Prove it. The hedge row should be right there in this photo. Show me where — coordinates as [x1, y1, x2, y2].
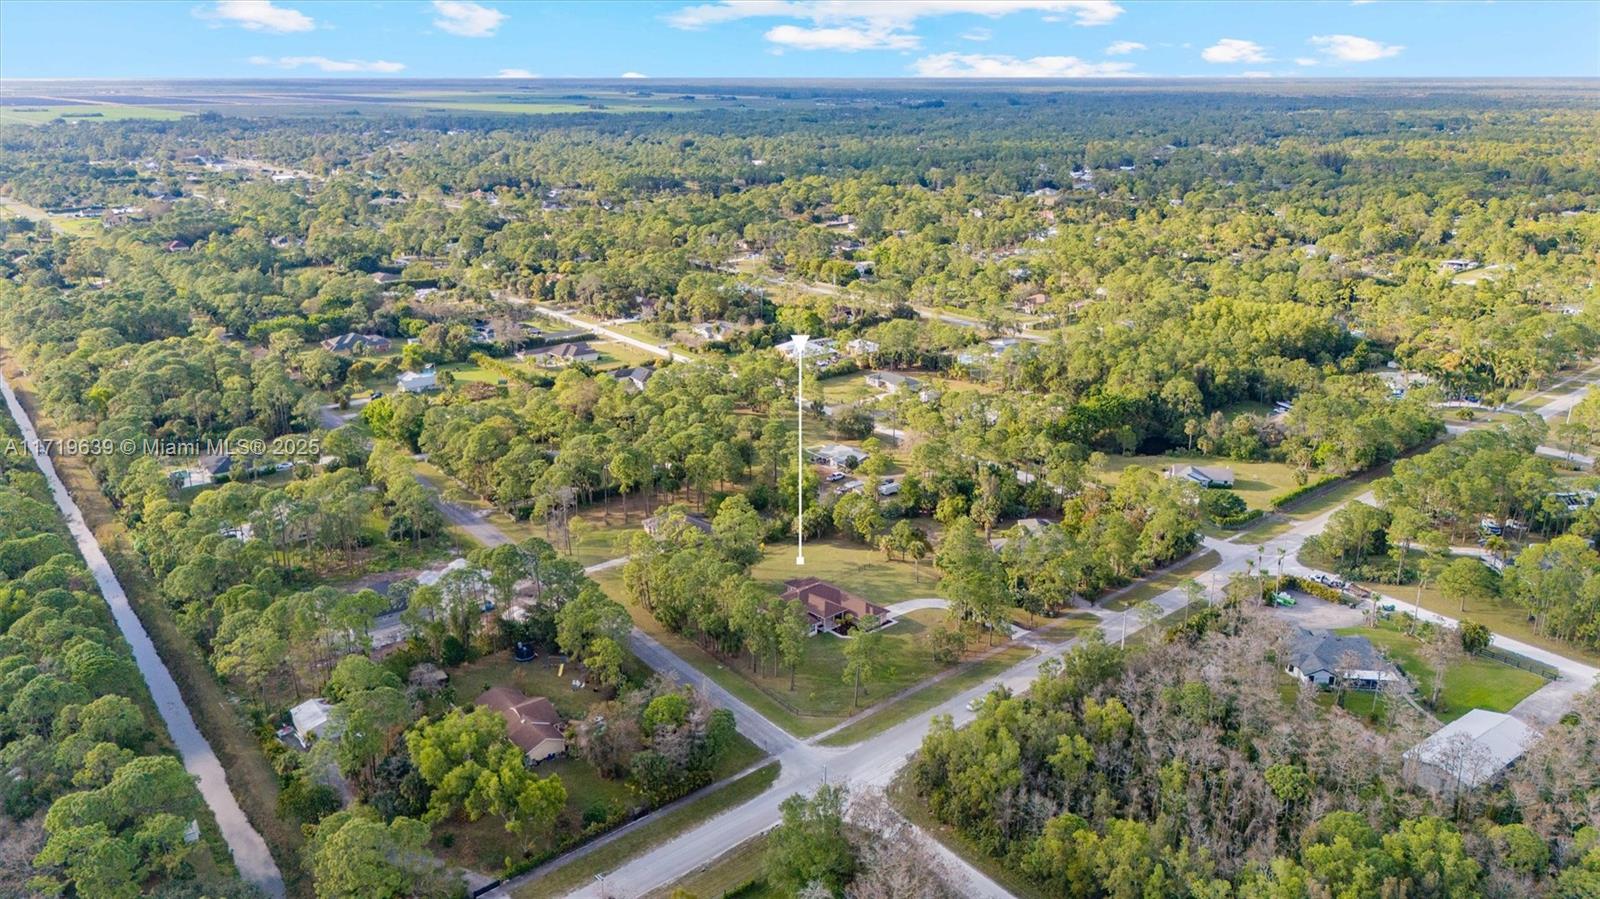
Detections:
[1278, 573, 1356, 605]
[1214, 508, 1265, 529]
[1270, 475, 1342, 510]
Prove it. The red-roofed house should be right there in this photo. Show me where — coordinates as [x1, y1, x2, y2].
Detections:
[476, 686, 566, 762]
[781, 577, 891, 635]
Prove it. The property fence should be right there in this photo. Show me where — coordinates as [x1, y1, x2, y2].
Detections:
[1477, 644, 1560, 680]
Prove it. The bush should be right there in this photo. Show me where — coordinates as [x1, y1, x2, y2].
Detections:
[1270, 475, 1341, 510]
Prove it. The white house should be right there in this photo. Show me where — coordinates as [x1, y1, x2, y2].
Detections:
[1168, 465, 1235, 488]
[1440, 259, 1479, 273]
[289, 698, 334, 748]
[845, 338, 879, 356]
[810, 444, 867, 469]
[397, 368, 438, 392]
[775, 337, 837, 366]
[1403, 709, 1536, 793]
[864, 371, 922, 394]
[692, 321, 736, 341]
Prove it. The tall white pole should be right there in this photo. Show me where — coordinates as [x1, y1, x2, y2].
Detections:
[795, 335, 809, 566]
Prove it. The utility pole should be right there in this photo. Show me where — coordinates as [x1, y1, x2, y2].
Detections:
[795, 335, 808, 566]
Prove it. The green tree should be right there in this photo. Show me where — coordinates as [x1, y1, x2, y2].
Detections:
[764, 784, 856, 897]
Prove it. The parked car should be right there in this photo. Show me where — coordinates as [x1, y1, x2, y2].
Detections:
[1270, 591, 1296, 607]
[825, 471, 846, 482]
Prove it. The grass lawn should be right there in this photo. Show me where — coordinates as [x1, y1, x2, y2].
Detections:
[1334, 622, 1546, 723]
[596, 564, 985, 736]
[0, 104, 190, 125]
[515, 762, 781, 899]
[1098, 455, 1299, 511]
[654, 832, 778, 899]
[817, 642, 1035, 747]
[1328, 558, 1600, 669]
[1099, 550, 1221, 612]
[1020, 611, 1101, 644]
[436, 651, 767, 876]
[749, 537, 939, 608]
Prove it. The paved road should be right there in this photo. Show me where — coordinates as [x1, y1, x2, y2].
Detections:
[511, 302, 699, 364]
[0, 372, 286, 898]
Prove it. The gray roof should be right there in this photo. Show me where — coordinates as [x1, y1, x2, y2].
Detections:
[1290, 628, 1395, 678]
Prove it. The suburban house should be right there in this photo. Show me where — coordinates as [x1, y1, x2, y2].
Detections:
[397, 368, 438, 393]
[865, 371, 922, 394]
[956, 337, 1021, 365]
[288, 698, 333, 749]
[321, 332, 392, 354]
[371, 272, 401, 285]
[1403, 709, 1536, 793]
[691, 320, 736, 341]
[774, 336, 838, 367]
[1168, 465, 1236, 488]
[845, 338, 879, 356]
[612, 366, 655, 392]
[781, 577, 891, 635]
[810, 444, 868, 469]
[476, 686, 566, 763]
[991, 517, 1054, 550]
[1440, 259, 1479, 273]
[535, 342, 601, 366]
[165, 239, 189, 252]
[1285, 628, 1402, 691]
[643, 512, 713, 539]
[170, 453, 233, 488]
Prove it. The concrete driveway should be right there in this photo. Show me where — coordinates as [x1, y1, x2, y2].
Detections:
[1268, 591, 1365, 630]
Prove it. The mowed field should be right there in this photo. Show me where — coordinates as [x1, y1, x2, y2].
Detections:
[0, 103, 190, 125]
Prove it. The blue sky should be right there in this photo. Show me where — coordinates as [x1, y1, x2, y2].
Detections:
[2, 1, 1596, 80]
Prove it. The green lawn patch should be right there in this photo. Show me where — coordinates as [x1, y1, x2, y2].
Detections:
[514, 762, 780, 899]
[1099, 550, 1221, 612]
[1098, 455, 1298, 511]
[817, 642, 1035, 747]
[0, 104, 190, 125]
[748, 537, 939, 608]
[1334, 622, 1545, 722]
[595, 565, 971, 736]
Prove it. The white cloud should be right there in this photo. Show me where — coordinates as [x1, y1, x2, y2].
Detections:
[1104, 40, 1145, 55]
[1294, 57, 1318, 67]
[669, 2, 1121, 53]
[249, 55, 405, 73]
[1237, 71, 1273, 78]
[1201, 38, 1269, 64]
[199, 0, 314, 33]
[495, 68, 537, 78]
[961, 27, 992, 42]
[765, 24, 919, 51]
[669, 1, 1123, 29]
[620, 71, 649, 78]
[431, 0, 506, 37]
[1309, 34, 1403, 62]
[911, 52, 1135, 77]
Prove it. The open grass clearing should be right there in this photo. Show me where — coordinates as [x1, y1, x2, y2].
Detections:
[1099, 549, 1221, 612]
[817, 642, 1035, 747]
[0, 103, 190, 125]
[748, 537, 939, 609]
[1335, 621, 1546, 723]
[596, 563, 1003, 736]
[1097, 455, 1300, 511]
